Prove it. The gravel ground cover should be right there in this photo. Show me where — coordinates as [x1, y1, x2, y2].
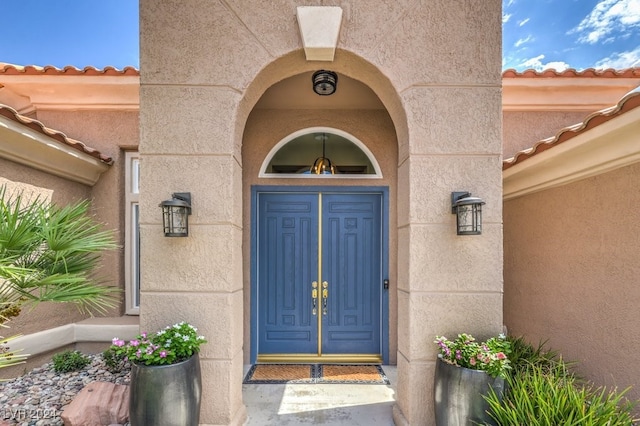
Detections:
[0, 354, 130, 426]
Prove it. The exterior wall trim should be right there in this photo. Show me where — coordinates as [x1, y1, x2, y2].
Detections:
[9, 317, 139, 358]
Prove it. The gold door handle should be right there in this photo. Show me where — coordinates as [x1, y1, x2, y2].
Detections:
[322, 281, 328, 315]
[312, 281, 318, 316]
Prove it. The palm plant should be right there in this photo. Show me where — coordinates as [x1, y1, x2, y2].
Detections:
[0, 185, 119, 321]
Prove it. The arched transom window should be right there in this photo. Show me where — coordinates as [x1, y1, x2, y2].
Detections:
[259, 127, 382, 178]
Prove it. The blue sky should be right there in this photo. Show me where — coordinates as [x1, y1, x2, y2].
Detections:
[1, 0, 138, 69]
[503, 0, 640, 70]
[0, 0, 638, 71]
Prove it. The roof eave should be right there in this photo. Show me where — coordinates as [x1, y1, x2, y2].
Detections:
[503, 106, 640, 200]
[0, 116, 111, 186]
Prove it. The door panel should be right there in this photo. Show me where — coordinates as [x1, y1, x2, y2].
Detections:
[257, 193, 318, 354]
[322, 194, 381, 354]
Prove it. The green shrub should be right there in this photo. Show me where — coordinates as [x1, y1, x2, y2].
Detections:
[507, 335, 560, 374]
[102, 347, 129, 373]
[52, 350, 90, 373]
[483, 337, 638, 426]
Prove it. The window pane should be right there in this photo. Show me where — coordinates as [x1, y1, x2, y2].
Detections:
[132, 159, 140, 194]
[266, 132, 375, 174]
[133, 203, 140, 307]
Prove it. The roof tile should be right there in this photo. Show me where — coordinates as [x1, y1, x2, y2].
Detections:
[502, 67, 640, 78]
[0, 64, 139, 76]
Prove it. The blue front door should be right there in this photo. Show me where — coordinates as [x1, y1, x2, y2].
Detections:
[254, 189, 386, 363]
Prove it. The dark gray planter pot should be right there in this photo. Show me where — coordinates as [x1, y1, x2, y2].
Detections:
[434, 357, 505, 426]
[129, 353, 202, 426]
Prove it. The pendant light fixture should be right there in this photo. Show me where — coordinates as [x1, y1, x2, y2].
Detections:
[310, 133, 336, 174]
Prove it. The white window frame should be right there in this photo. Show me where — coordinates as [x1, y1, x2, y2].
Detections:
[258, 126, 383, 178]
[124, 151, 140, 315]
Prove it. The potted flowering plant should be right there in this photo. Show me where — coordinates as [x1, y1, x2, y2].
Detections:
[433, 333, 511, 426]
[111, 321, 207, 366]
[111, 322, 207, 426]
[434, 333, 511, 379]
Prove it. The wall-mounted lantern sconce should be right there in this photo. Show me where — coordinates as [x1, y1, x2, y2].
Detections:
[451, 192, 485, 235]
[160, 192, 192, 237]
[312, 70, 338, 96]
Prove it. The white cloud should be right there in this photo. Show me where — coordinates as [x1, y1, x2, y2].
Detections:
[514, 35, 533, 47]
[518, 54, 571, 71]
[518, 18, 530, 27]
[569, 0, 640, 44]
[594, 45, 640, 68]
[503, 13, 512, 23]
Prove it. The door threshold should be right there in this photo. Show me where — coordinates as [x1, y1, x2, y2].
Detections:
[257, 354, 383, 364]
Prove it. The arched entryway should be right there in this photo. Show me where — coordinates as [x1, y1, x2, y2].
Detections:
[241, 67, 400, 369]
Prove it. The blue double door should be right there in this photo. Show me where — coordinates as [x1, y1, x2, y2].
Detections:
[254, 189, 386, 363]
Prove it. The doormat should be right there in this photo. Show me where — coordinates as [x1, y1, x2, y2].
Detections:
[243, 364, 390, 385]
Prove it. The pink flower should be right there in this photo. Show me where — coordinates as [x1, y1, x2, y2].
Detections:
[496, 352, 506, 360]
[130, 339, 140, 347]
[470, 357, 476, 366]
[112, 338, 125, 347]
[159, 350, 167, 358]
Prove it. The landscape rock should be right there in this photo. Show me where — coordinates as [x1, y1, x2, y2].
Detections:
[61, 382, 129, 426]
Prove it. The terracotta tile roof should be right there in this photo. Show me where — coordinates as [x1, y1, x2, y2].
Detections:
[0, 63, 139, 76]
[503, 89, 640, 171]
[0, 104, 113, 164]
[502, 67, 640, 78]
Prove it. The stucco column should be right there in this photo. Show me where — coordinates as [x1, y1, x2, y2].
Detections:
[380, 2, 504, 424]
[139, 2, 247, 424]
[137, 95, 245, 425]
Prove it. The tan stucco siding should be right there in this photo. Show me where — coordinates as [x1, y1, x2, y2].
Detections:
[504, 161, 640, 405]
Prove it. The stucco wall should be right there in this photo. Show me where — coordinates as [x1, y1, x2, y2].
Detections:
[242, 107, 398, 365]
[504, 161, 640, 404]
[503, 110, 588, 158]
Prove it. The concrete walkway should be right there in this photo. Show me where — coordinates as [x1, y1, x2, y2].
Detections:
[243, 366, 397, 425]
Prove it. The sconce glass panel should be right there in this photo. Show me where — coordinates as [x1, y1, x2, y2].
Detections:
[456, 203, 482, 235]
[162, 206, 189, 237]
